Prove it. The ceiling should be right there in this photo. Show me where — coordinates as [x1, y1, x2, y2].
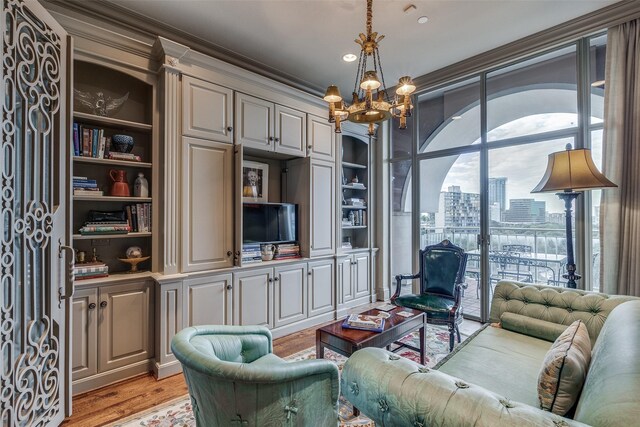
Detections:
[106, 0, 620, 94]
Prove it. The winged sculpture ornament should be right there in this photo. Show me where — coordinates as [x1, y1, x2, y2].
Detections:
[74, 89, 129, 117]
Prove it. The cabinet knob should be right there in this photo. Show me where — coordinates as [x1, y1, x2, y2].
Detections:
[274, 277, 279, 281]
[268, 137, 274, 143]
[100, 301, 108, 308]
[88, 302, 96, 310]
[227, 250, 232, 257]
[268, 278, 273, 283]
[226, 126, 233, 132]
[226, 284, 232, 290]
[308, 270, 312, 276]
[274, 137, 280, 143]
[307, 145, 312, 150]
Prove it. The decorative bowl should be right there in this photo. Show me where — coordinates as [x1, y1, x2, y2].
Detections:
[111, 134, 134, 153]
[126, 246, 142, 259]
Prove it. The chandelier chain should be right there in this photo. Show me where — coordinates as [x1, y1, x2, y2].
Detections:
[374, 48, 389, 102]
[366, 0, 373, 37]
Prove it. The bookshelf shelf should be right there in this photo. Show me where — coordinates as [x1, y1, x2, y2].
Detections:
[73, 196, 152, 202]
[73, 156, 152, 168]
[342, 185, 367, 191]
[342, 161, 367, 169]
[73, 111, 152, 132]
[342, 225, 367, 230]
[73, 232, 152, 240]
[342, 205, 366, 210]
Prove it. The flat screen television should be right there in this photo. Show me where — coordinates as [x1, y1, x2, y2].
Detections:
[243, 202, 297, 244]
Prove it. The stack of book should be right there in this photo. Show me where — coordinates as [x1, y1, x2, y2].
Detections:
[73, 176, 102, 196]
[242, 244, 262, 264]
[73, 124, 111, 159]
[107, 152, 142, 162]
[74, 262, 108, 280]
[79, 221, 130, 236]
[342, 314, 385, 332]
[274, 243, 300, 260]
[125, 203, 152, 232]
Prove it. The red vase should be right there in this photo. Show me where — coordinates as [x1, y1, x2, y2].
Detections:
[109, 169, 130, 197]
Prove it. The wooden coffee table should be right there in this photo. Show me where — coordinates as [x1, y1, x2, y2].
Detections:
[316, 306, 426, 364]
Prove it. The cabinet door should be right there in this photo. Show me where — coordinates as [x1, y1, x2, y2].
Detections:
[182, 137, 234, 272]
[72, 288, 98, 381]
[273, 263, 307, 328]
[182, 76, 233, 143]
[339, 257, 354, 303]
[275, 104, 306, 156]
[308, 259, 334, 317]
[233, 268, 273, 328]
[307, 114, 335, 160]
[310, 160, 335, 256]
[184, 274, 233, 326]
[98, 281, 153, 372]
[235, 93, 273, 150]
[354, 253, 370, 298]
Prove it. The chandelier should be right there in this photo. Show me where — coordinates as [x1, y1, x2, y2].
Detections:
[323, 0, 415, 136]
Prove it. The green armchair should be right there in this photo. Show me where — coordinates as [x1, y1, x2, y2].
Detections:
[171, 325, 339, 426]
[391, 239, 468, 351]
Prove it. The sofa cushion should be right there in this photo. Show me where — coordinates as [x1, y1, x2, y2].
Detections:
[501, 312, 569, 342]
[538, 320, 591, 415]
[438, 325, 552, 406]
[574, 300, 640, 426]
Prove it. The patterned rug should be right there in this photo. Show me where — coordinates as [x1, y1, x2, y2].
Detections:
[108, 325, 460, 427]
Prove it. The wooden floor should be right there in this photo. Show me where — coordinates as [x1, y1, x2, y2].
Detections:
[63, 303, 482, 426]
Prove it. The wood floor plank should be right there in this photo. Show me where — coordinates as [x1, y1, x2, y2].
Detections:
[63, 302, 481, 426]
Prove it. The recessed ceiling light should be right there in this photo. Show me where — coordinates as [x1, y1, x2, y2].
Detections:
[343, 53, 357, 62]
[451, 115, 462, 120]
[417, 16, 429, 24]
[591, 80, 605, 87]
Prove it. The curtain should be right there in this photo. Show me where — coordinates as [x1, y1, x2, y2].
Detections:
[600, 19, 640, 296]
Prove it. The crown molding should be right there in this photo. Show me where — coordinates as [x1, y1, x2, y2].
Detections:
[41, 0, 324, 97]
[412, 0, 640, 92]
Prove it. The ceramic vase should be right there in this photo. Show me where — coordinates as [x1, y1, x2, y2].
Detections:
[134, 172, 149, 197]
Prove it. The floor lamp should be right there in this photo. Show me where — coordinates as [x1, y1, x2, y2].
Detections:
[532, 143, 617, 289]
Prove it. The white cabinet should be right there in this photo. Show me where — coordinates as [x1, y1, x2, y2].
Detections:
[182, 76, 234, 143]
[338, 253, 370, 305]
[273, 263, 307, 328]
[72, 288, 98, 381]
[98, 282, 154, 372]
[184, 273, 233, 326]
[310, 160, 336, 256]
[72, 280, 154, 392]
[236, 93, 306, 156]
[181, 137, 234, 272]
[233, 268, 273, 328]
[307, 114, 335, 160]
[233, 263, 309, 329]
[308, 259, 335, 317]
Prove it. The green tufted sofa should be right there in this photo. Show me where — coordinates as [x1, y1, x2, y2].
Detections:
[342, 281, 640, 426]
[171, 325, 339, 426]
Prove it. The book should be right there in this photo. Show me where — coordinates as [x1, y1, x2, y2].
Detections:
[92, 128, 98, 158]
[376, 304, 397, 312]
[107, 152, 142, 162]
[74, 189, 103, 196]
[82, 128, 91, 157]
[342, 314, 385, 332]
[73, 123, 80, 156]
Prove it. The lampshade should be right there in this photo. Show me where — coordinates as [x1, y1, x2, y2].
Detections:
[396, 76, 416, 96]
[323, 85, 342, 103]
[360, 71, 381, 91]
[532, 144, 617, 193]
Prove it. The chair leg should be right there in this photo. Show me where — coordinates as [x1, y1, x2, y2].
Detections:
[456, 324, 461, 343]
[448, 324, 455, 352]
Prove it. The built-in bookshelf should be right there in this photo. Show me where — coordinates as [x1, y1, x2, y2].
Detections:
[72, 61, 155, 278]
[340, 133, 370, 251]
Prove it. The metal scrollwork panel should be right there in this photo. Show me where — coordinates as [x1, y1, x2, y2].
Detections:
[1, 0, 64, 425]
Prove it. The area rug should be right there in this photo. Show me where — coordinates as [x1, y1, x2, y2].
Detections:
[109, 325, 462, 427]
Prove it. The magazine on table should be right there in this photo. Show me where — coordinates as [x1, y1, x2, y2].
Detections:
[341, 314, 385, 332]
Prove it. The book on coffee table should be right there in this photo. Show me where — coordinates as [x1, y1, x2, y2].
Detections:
[342, 314, 385, 332]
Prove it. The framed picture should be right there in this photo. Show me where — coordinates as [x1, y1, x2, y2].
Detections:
[242, 161, 269, 203]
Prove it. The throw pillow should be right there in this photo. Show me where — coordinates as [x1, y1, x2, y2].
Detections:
[538, 320, 591, 415]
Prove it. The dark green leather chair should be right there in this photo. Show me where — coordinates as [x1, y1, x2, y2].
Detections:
[391, 239, 468, 351]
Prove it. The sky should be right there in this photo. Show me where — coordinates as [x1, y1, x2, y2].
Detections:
[438, 113, 603, 214]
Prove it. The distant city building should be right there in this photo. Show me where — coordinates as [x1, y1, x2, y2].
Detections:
[435, 185, 480, 230]
[490, 203, 502, 222]
[489, 177, 507, 213]
[547, 212, 565, 225]
[503, 198, 546, 223]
